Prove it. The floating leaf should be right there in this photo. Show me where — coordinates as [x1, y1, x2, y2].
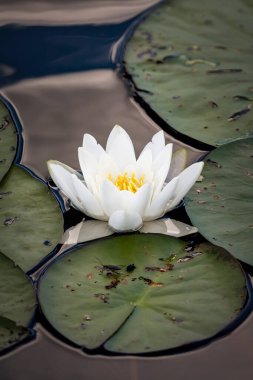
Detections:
[38, 234, 246, 354]
[0, 98, 18, 182]
[0, 251, 36, 352]
[185, 138, 253, 265]
[0, 165, 64, 272]
[124, 0, 253, 147]
[0, 316, 30, 354]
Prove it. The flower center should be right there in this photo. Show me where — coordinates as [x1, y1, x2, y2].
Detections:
[109, 172, 144, 193]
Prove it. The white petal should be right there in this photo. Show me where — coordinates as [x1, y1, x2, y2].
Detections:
[118, 190, 135, 210]
[138, 141, 152, 158]
[72, 174, 106, 220]
[78, 147, 98, 177]
[106, 126, 136, 171]
[167, 148, 187, 182]
[140, 219, 198, 237]
[99, 180, 123, 217]
[100, 183, 151, 217]
[136, 148, 153, 178]
[167, 162, 204, 211]
[151, 165, 167, 200]
[106, 125, 128, 152]
[61, 220, 113, 245]
[130, 183, 152, 216]
[152, 143, 173, 173]
[77, 148, 98, 194]
[141, 219, 180, 235]
[96, 152, 119, 181]
[152, 144, 173, 198]
[123, 164, 137, 176]
[83, 133, 97, 150]
[47, 160, 84, 211]
[83, 133, 105, 158]
[144, 177, 179, 221]
[151, 130, 165, 158]
[138, 131, 165, 161]
[47, 160, 81, 181]
[109, 210, 143, 232]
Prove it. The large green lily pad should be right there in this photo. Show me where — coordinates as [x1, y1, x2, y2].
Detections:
[185, 138, 253, 266]
[0, 165, 64, 272]
[0, 251, 36, 352]
[124, 0, 253, 147]
[38, 234, 246, 354]
[0, 98, 18, 182]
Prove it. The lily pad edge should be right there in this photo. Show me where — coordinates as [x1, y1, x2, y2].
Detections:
[37, 233, 252, 357]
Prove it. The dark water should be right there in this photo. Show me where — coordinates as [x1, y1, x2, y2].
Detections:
[0, 1, 252, 379]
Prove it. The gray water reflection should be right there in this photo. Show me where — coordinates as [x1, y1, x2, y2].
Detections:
[0, 0, 161, 26]
[2, 70, 204, 178]
[0, 1, 252, 379]
[1, 318, 253, 380]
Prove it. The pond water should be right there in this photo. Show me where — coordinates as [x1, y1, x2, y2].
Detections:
[0, 1, 253, 379]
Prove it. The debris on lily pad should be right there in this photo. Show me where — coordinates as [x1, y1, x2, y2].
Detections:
[124, 0, 253, 147]
[38, 234, 246, 354]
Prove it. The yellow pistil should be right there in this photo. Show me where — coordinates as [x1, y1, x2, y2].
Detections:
[109, 172, 144, 193]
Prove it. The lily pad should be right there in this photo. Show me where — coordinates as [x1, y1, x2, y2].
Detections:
[38, 234, 246, 354]
[0, 316, 30, 354]
[0, 251, 36, 352]
[185, 138, 253, 266]
[124, 0, 253, 147]
[0, 98, 18, 182]
[0, 165, 64, 272]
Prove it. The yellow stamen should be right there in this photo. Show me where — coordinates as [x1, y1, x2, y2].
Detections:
[109, 172, 145, 193]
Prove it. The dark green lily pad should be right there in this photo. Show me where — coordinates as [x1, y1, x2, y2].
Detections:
[0, 98, 18, 182]
[124, 0, 253, 147]
[0, 316, 30, 354]
[185, 138, 253, 266]
[0, 165, 64, 272]
[38, 234, 246, 354]
[0, 251, 36, 352]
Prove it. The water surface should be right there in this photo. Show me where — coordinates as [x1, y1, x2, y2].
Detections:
[0, 1, 252, 379]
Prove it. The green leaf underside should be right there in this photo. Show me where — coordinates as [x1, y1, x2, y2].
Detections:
[185, 138, 253, 265]
[0, 252, 36, 352]
[0, 165, 64, 272]
[0, 99, 18, 182]
[38, 234, 246, 354]
[124, 0, 253, 146]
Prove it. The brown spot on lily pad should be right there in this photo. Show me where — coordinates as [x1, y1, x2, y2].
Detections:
[105, 278, 120, 290]
[138, 276, 163, 287]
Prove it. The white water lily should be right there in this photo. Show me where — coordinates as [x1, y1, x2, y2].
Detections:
[48, 125, 203, 233]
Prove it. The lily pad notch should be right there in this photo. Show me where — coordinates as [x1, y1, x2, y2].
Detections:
[38, 234, 248, 355]
[0, 251, 36, 354]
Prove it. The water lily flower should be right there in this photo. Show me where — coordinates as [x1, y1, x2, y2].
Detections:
[48, 125, 203, 233]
